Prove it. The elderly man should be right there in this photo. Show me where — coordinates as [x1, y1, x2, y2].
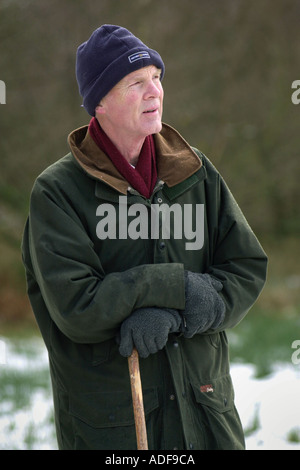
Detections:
[22, 25, 267, 450]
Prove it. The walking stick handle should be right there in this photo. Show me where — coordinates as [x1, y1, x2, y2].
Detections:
[128, 348, 148, 450]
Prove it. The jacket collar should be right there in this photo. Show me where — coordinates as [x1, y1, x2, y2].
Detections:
[68, 122, 202, 195]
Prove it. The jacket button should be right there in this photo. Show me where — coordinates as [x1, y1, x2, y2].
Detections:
[169, 394, 175, 401]
[157, 197, 163, 203]
[173, 341, 179, 348]
[159, 242, 165, 249]
[189, 442, 194, 449]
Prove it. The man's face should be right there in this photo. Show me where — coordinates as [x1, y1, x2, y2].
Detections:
[96, 65, 164, 141]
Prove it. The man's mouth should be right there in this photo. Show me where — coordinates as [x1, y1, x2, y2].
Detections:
[143, 108, 158, 114]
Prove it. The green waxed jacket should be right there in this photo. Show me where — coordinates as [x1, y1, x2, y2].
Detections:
[22, 123, 267, 450]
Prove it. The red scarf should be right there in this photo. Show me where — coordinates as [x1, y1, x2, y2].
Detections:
[88, 117, 157, 199]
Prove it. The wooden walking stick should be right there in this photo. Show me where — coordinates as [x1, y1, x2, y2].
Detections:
[128, 347, 148, 450]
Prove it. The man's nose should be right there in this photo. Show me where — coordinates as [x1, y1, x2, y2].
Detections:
[144, 80, 162, 99]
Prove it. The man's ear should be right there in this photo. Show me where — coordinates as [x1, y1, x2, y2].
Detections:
[95, 103, 106, 115]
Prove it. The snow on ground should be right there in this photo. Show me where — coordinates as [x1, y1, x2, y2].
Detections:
[0, 337, 57, 450]
[231, 362, 300, 450]
[1, 336, 300, 450]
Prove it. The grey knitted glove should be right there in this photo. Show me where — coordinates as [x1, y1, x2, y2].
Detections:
[181, 271, 226, 338]
[119, 307, 182, 358]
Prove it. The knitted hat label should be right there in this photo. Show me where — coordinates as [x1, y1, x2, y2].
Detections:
[128, 51, 151, 63]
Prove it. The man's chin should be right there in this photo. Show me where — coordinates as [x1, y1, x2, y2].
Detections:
[147, 120, 162, 136]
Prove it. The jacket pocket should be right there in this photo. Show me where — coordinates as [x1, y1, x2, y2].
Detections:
[191, 374, 234, 413]
[91, 339, 112, 366]
[208, 332, 221, 349]
[191, 374, 245, 450]
[68, 387, 159, 449]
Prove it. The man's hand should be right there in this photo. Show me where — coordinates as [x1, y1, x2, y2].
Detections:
[119, 307, 182, 358]
[182, 271, 226, 338]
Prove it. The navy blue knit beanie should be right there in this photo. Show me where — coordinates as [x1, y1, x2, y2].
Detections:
[76, 24, 165, 116]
